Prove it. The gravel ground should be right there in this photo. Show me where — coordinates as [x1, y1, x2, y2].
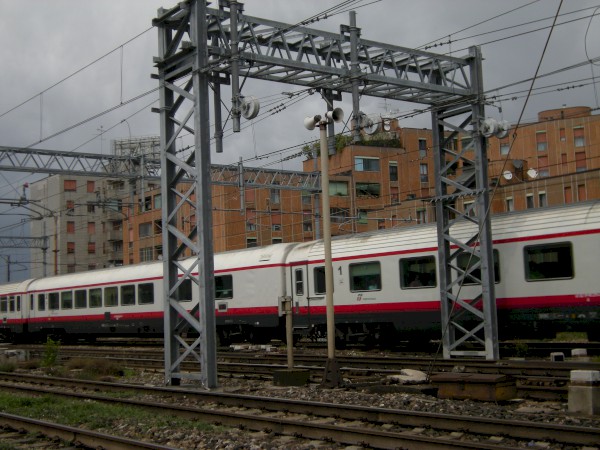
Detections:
[115, 369, 600, 450]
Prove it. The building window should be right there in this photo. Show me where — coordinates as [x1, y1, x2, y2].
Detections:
[561, 153, 568, 170]
[537, 155, 549, 177]
[500, 142, 510, 156]
[87, 222, 96, 234]
[389, 161, 398, 181]
[270, 188, 280, 204]
[67, 242, 75, 254]
[354, 156, 380, 172]
[139, 222, 152, 237]
[559, 128, 565, 142]
[303, 213, 313, 231]
[66, 200, 75, 215]
[153, 194, 162, 210]
[416, 209, 427, 224]
[67, 265, 76, 274]
[578, 184, 587, 202]
[505, 197, 514, 212]
[246, 209, 256, 231]
[330, 208, 348, 224]
[378, 219, 385, 230]
[87, 202, 95, 213]
[329, 181, 348, 196]
[356, 182, 380, 198]
[526, 194, 534, 209]
[420, 164, 428, 183]
[301, 190, 312, 205]
[357, 210, 369, 225]
[67, 221, 75, 234]
[535, 131, 547, 151]
[87, 181, 95, 193]
[418, 139, 427, 158]
[64, 179, 77, 191]
[246, 238, 257, 248]
[573, 127, 585, 147]
[139, 247, 153, 262]
[538, 191, 547, 208]
[88, 242, 96, 254]
[564, 186, 572, 203]
[272, 238, 283, 244]
[575, 151, 586, 172]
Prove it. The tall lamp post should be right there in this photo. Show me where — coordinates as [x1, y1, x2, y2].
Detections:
[304, 107, 344, 387]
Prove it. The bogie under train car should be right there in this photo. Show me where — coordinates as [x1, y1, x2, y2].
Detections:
[0, 202, 598, 345]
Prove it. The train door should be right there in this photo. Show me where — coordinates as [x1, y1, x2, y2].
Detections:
[291, 265, 310, 331]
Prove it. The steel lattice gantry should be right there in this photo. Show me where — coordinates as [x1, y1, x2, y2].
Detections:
[154, 0, 497, 387]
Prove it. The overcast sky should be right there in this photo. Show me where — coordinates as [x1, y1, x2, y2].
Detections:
[0, 0, 598, 281]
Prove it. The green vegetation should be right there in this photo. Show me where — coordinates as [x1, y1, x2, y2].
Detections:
[64, 358, 130, 380]
[302, 132, 400, 158]
[0, 361, 17, 372]
[41, 337, 61, 367]
[0, 391, 218, 435]
[554, 331, 588, 342]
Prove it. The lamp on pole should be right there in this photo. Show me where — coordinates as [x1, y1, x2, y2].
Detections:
[304, 107, 344, 387]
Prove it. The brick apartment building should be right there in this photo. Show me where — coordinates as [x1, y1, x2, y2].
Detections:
[29, 106, 600, 270]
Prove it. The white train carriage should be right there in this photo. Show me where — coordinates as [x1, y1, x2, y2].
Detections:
[283, 201, 600, 344]
[0, 201, 598, 344]
[22, 261, 167, 341]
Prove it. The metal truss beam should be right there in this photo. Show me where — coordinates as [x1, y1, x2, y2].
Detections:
[0, 236, 47, 249]
[431, 47, 498, 360]
[155, 4, 475, 106]
[0, 146, 321, 191]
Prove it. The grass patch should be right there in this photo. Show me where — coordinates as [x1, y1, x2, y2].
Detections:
[64, 358, 128, 380]
[0, 361, 17, 372]
[0, 391, 218, 435]
[554, 332, 588, 342]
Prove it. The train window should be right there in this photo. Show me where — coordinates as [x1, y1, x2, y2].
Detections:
[49, 293, 59, 310]
[89, 288, 102, 308]
[30, 295, 34, 311]
[16, 296, 20, 312]
[104, 287, 118, 307]
[524, 242, 573, 281]
[61, 291, 73, 310]
[400, 256, 437, 289]
[75, 290, 87, 309]
[294, 269, 304, 296]
[9, 296, 15, 312]
[456, 250, 500, 285]
[314, 266, 325, 294]
[0, 297, 6, 313]
[37, 294, 46, 311]
[215, 275, 233, 299]
[350, 262, 382, 292]
[177, 279, 192, 302]
[138, 283, 154, 304]
[121, 285, 135, 306]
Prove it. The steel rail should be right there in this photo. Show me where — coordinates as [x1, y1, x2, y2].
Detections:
[0, 373, 597, 448]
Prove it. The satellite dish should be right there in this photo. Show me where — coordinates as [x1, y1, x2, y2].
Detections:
[481, 118, 498, 138]
[496, 120, 510, 139]
[502, 170, 513, 181]
[241, 96, 260, 120]
[527, 168, 539, 179]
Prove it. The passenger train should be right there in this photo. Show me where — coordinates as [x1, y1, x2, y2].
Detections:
[0, 202, 599, 345]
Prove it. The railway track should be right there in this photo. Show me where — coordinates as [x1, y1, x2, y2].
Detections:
[0, 372, 598, 449]
[16, 345, 599, 401]
[0, 411, 174, 449]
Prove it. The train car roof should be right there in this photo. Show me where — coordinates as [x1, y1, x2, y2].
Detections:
[27, 260, 163, 291]
[291, 200, 600, 263]
[0, 279, 36, 296]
